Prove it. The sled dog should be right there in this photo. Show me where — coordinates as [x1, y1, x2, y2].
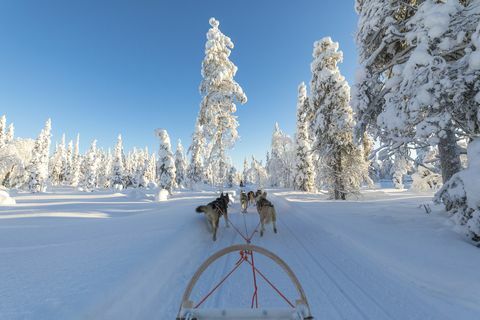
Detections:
[247, 191, 256, 206]
[240, 191, 248, 213]
[255, 191, 277, 236]
[196, 193, 230, 241]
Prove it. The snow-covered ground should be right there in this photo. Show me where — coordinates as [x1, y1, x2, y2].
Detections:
[0, 187, 479, 319]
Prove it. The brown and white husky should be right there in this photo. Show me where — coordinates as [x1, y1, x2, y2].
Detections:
[255, 191, 277, 236]
[240, 191, 248, 213]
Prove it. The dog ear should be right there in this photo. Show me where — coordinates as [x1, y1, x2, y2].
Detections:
[263, 191, 267, 197]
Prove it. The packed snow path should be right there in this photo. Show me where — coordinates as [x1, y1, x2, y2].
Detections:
[0, 188, 479, 319]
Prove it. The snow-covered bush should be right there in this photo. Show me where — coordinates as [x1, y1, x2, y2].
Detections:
[435, 138, 480, 243]
[0, 190, 15, 206]
[411, 166, 442, 192]
[155, 188, 169, 202]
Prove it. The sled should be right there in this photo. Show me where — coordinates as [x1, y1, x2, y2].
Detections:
[177, 244, 313, 320]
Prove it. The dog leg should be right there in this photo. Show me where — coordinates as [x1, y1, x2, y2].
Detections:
[213, 221, 217, 241]
[224, 211, 230, 227]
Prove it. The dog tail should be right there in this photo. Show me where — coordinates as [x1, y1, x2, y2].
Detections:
[196, 205, 209, 213]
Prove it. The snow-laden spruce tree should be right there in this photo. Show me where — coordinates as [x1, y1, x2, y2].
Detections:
[242, 158, 249, 185]
[310, 38, 367, 200]
[187, 120, 205, 186]
[82, 140, 98, 192]
[64, 140, 73, 185]
[70, 134, 81, 187]
[197, 18, 247, 187]
[391, 149, 409, 189]
[174, 139, 188, 188]
[155, 129, 176, 193]
[267, 123, 295, 188]
[5, 123, 14, 144]
[49, 134, 67, 186]
[111, 134, 124, 189]
[26, 119, 52, 192]
[97, 148, 112, 189]
[0, 115, 6, 149]
[294, 82, 315, 192]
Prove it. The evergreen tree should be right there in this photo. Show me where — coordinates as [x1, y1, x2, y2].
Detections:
[70, 134, 81, 187]
[310, 38, 367, 199]
[294, 82, 315, 192]
[5, 123, 14, 144]
[65, 140, 73, 185]
[187, 120, 205, 186]
[242, 158, 249, 185]
[0, 115, 5, 149]
[49, 134, 67, 186]
[82, 140, 99, 191]
[155, 129, 176, 193]
[267, 123, 295, 188]
[111, 134, 124, 189]
[26, 119, 52, 192]
[174, 139, 188, 188]
[197, 17, 247, 187]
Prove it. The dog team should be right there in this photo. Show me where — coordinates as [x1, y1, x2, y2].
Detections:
[196, 190, 277, 241]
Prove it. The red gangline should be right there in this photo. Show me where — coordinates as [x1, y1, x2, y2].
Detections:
[248, 250, 259, 308]
[195, 254, 245, 308]
[244, 258, 295, 308]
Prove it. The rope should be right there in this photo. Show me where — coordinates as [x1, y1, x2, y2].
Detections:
[244, 257, 295, 308]
[194, 253, 246, 308]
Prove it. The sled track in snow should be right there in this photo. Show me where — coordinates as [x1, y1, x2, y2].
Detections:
[272, 194, 396, 320]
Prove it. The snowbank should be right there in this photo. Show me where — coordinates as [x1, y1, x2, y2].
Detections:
[126, 188, 147, 200]
[0, 190, 16, 206]
[155, 189, 169, 202]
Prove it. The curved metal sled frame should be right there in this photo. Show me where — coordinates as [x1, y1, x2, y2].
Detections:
[177, 244, 313, 320]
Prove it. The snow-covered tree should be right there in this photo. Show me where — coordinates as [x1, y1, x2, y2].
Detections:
[310, 38, 367, 199]
[187, 120, 205, 186]
[155, 129, 176, 193]
[294, 82, 315, 192]
[70, 134, 81, 187]
[0, 115, 6, 149]
[435, 138, 480, 243]
[391, 150, 409, 189]
[82, 140, 99, 191]
[411, 146, 442, 192]
[97, 149, 112, 189]
[197, 17, 247, 187]
[242, 158, 249, 185]
[49, 134, 67, 186]
[26, 119, 52, 192]
[248, 156, 268, 188]
[5, 123, 14, 144]
[267, 123, 295, 188]
[111, 134, 124, 189]
[174, 139, 188, 188]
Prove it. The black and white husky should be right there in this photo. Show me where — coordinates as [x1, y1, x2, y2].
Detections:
[240, 191, 248, 213]
[255, 191, 277, 236]
[196, 193, 230, 241]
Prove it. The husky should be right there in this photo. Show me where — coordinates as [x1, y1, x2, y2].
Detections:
[196, 193, 230, 241]
[255, 191, 277, 237]
[240, 191, 248, 213]
[247, 191, 256, 207]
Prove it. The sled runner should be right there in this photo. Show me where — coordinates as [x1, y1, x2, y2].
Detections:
[176, 244, 313, 320]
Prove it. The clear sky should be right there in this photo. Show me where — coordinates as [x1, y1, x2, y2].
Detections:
[0, 0, 358, 168]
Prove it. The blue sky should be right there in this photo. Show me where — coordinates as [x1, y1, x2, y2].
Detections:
[0, 0, 358, 168]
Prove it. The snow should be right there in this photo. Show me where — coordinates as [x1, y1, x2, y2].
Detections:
[155, 188, 169, 201]
[0, 190, 15, 206]
[0, 187, 479, 319]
